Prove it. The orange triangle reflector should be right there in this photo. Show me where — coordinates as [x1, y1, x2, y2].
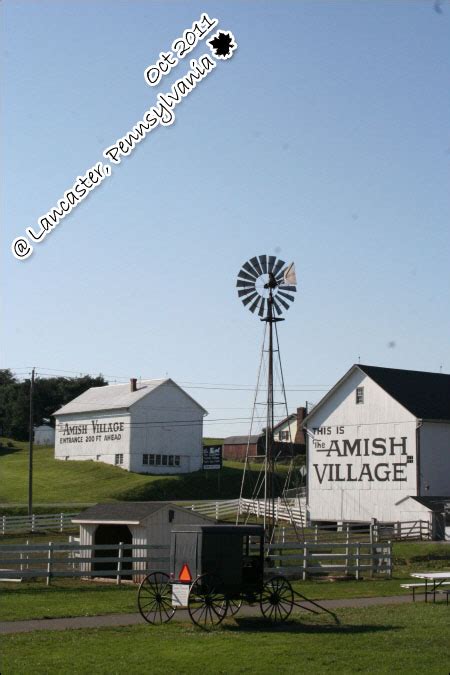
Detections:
[179, 563, 192, 582]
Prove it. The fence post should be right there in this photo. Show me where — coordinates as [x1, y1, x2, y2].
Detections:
[355, 542, 360, 580]
[345, 524, 350, 574]
[60, 513, 64, 533]
[26, 539, 29, 569]
[47, 542, 53, 587]
[215, 502, 219, 521]
[387, 541, 392, 578]
[117, 542, 123, 585]
[314, 524, 318, 544]
[31, 514, 36, 533]
[2, 515, 5, 535]
[303, 542, 308, 581]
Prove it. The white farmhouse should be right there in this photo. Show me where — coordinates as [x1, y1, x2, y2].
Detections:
[54, 378, 207, 474]
[304, 364, 450, 525]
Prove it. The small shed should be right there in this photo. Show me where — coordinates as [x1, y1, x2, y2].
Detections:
[34, 424, 55, 445]
[72, 502, 213, 579]
[396, 496, 449, 540]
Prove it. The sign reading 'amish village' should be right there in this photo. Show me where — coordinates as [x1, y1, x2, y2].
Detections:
[58, 419, 125, 444]
[311, 426, 413, 484]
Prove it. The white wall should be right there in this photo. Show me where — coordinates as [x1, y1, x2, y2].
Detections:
[54, 411, 131, 468]
[306, 368, 418, 522]
[419, 422, 450, 495]
[129, 382, 204, 474]
[34, 425, 55, 445]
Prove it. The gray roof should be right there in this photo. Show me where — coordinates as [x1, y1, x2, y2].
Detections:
[410, 496, 450, 511]
[73, 501, 180, 523]
[223, 435, 262, 445]
[54, 378, 207, 416]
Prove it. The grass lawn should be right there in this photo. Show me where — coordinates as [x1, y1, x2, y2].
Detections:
[0, 438, 275, 507]
[2, 604, 450, 674]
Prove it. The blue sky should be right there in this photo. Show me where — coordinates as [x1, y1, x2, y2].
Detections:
[2, 1, 450, 436]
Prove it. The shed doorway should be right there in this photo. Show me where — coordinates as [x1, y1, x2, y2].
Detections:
[93, 524, 133, 578]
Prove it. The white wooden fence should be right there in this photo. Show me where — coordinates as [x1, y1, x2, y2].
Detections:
[0, 539, 392, 583]
[0, 513, 77, 535]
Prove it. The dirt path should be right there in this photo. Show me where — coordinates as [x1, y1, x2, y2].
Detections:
[0, 594, 418, 635]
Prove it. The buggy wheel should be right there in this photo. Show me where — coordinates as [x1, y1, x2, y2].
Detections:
[227, 597, 243, 616]
[260, 575, 294, 623]
[138, 572, 175, 624]
[188, 574, 228, 628]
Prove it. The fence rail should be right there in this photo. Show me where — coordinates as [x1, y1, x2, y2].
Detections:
[0, 513, 78, 535]
[0, 539, 391, 583]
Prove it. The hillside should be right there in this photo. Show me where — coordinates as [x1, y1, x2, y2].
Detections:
[0, 438, 288, 510]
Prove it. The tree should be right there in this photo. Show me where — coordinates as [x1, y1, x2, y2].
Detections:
[0, 372, 107, 441]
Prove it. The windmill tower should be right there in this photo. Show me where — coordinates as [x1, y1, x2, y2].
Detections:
[236, 255, 300, 543]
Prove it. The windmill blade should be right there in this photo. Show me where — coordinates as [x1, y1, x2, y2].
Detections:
[242, 261, 259, 279]
[249, 295, 261, 314]
[237, 279, 255, 289]
[238, 287, 256, 298]
[278, 284, 296, 292]
[258, 254, 268, 274]
[272, 297, 283, 315]
[277, 290, 295, 302]
[238, 269, 259, 283]
[258, 297, 266, 317]
[250, 256, 264, 277]
[276, 295, 291, 311]
[267, 255, 276, 273]
[242, 291, 258, 306]
[275, 269, 288, 285]
[272, 258, 286, 278]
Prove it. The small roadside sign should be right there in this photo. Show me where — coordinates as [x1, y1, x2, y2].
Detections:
[202, 444, 222, 470]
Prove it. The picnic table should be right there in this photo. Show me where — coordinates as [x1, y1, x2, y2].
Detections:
[410, 572, 450, 603]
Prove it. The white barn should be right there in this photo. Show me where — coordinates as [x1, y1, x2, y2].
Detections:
[54, 378, 207, 474]
[304, 364, 450, 526]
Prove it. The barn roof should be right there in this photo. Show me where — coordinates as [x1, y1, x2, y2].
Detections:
[358, 365, 450, 421]
[54, 378, 207, 416]
[305, 364, 450, 423]
[72, 501, 188, 524]
[223, 435, 262, 445]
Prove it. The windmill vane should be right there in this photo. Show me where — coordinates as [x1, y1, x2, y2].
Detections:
[236, 254, 297, 318]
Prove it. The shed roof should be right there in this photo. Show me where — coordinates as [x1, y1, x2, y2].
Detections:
[73, 501, 182, 524]
[408, 496, 450, 511]
[54, 378, 207, 416]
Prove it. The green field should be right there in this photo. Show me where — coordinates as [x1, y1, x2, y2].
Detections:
[0, 438, 273, 509]
[2, 604, 449, 674]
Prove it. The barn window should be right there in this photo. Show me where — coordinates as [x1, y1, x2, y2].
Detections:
[168, 455, 174, 466]
[142, 454, 149, 465]
[96, 455, 101, 461]
[155, 454, 161, 465]
[356, 387, 364, 404]
[174, 455, 180, 466]
[149, 454, 155, 465]
[162, 455, 168, 466]
[279, 430, 289, 441]
[168, 509, 175, 522]
[115, 454, 124, 465]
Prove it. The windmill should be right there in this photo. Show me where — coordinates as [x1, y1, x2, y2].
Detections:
[236, 254, 299, 542]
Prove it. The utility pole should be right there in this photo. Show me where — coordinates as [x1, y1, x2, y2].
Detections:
[28, 367, 35, 516]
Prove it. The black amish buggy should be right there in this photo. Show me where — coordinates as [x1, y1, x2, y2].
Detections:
[137, 524, 296, 628]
